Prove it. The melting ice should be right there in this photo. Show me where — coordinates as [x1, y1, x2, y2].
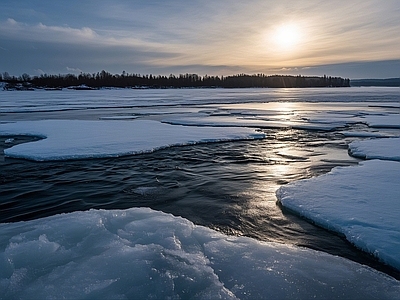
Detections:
[1, 87, 400, 298]
[1, 208, 399, 299]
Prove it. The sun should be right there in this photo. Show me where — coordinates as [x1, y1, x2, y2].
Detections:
[272, 23, 302, 50]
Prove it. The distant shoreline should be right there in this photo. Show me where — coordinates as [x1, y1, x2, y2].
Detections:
[1, 72, 350, 90]
[3, 72, 398, 89]
[350, 78, 400, 87]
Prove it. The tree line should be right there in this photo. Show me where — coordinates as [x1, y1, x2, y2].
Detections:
[1, 70, 350, 89]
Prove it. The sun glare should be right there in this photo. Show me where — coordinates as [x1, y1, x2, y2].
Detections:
[272, 23, 302, 50]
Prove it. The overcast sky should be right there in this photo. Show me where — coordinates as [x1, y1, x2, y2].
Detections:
[1, 0, 399, 79]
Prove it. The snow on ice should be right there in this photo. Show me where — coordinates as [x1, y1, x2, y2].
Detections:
[1, 87, 400, 298]
[277, 160, 400, 271]
[349, 137, 400, 161]
[0, 120, 264, 161]
[1, 208, 399, 300]
[361, 114, 400, 129]
[162, 115, 344, 131]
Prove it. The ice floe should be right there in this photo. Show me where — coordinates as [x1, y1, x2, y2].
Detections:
[162, 116, 344, 131]
[0, 120, 264, 161]
[1, 207, 399, 300]
[361, 115, 400, 129]
[277, 160, 400, 271]
[349, 138, 400, 161]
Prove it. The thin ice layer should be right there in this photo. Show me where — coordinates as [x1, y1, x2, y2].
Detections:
[349, 137, 400, 161]
[1, 207, 399, 300]
[162, 116, 346, 131]
[0, 120, 264, 161]
[361, 115, 400, 128]
[277, 160, 400, 270]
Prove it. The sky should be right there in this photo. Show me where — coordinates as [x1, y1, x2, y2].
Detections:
[0, 0, 399, 79]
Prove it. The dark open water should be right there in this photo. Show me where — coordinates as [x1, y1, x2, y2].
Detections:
[2, 127, 399, 279]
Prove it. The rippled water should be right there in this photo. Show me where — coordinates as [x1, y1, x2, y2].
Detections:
[2, 128, 399, 279]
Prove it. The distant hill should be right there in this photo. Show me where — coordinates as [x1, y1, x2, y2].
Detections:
[350, 78, 400, 87]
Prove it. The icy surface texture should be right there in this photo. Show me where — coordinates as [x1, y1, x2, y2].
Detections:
[1, 207, 399, 300]
[349, 137, 400, 161]
[0, 120, 264, 161]
[277, 160, 400, 270]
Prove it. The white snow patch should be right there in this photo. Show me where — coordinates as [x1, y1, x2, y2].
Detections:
[340, 131, 395, 138]
[361, 115, 400, 128]
[4, 138, 14, 144]
[0, 120, 264, 161]
[349, 138, 400, 161]
[277, 160, 400, 270]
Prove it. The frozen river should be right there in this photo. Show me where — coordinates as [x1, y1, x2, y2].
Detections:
[1, 87, 399, 299]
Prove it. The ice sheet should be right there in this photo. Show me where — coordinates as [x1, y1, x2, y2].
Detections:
[361, 115, 400, 128]
[340, 131, 395, 138]
[99, 115, 138, 120]
[349, 138, 400, 161]
[277, 160, 400, 271]
[1, 207, 399, 300]
[1, 88, 399, 114]
[1, 88, 400, 298]
[0, 120, 264, 161]
[162, 116, 344, 131]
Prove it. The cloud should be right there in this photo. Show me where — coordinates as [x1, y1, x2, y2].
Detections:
[1, 19, 99, 44]
[0, 17, 186, 58]
[6, 18, 18, 25]
[1, 0, 399, 77]
[66, 67, 83, 73]
[279, 67, 299, 71]
[34, 69, 45, 75]
[0, 37, 181, 76]
[36, 23, 98, 39]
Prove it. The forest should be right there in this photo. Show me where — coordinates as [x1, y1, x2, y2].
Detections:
[1, 71, 350, 90]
